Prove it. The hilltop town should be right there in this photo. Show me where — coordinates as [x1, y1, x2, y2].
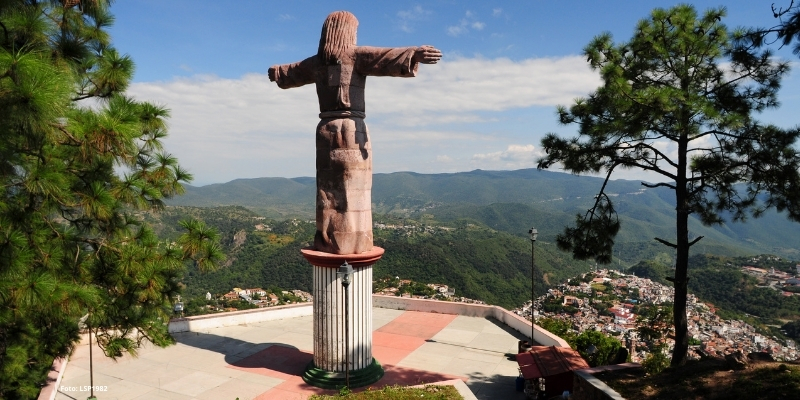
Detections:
[181, 250, 800, 366]
[513, 269, 799, 363]
[181, 288, 313, 316]
[184, 261, 800, 364]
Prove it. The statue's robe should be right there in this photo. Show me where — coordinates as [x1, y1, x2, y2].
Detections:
[271, 46, 418, 254]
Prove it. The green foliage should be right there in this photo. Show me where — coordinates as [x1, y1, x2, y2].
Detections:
[374, 276, 401, 292]
[399, 282, 435, 297]
[686, 255, 800, 320]
[555, 193, 620, 264]
[309, 384, 463, 399]
[573, 330, 622, 368]
[0, 1, 222, 397]
[641, 348, 670, 375]
[783, 320, 800, 341]
[636, 304, 673, 349]
[538, 4, 800, 366]
[537, 317, 576, 344]
[154, 207, 596, 309]
[628, 260, 671, 286]
[542, 299, 578, 315]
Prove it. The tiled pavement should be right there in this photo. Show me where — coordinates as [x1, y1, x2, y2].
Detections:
[55, 308, 530, 400]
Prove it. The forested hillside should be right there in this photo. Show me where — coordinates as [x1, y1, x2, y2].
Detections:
[157, 169, 800, 312]
[629, 254, 800, 338]
[147, 206, 800, 321]
[168, 169, 800, 259]
[143, 206, 594, 309]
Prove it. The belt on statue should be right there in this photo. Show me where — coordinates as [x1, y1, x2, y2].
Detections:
[319, 110, 366, 119]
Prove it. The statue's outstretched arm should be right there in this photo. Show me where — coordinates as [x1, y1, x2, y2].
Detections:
[269, 56, 317, 89]
[354, 45, 440, 77]
[414, 45, 441, 64]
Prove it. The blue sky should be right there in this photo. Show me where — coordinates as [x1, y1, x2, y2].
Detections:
[109, 1, 800, 185]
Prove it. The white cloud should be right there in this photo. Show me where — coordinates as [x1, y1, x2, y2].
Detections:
[366, 56, 601, 123]
[267, 42, 290, 52]
[127, 56, 600, 184]
[492, 8, 503, 17]
[437, 155, 453, 162]
[397, 6, 431, 33]
[447, 24, 468, 37]
[398, 5, 430, 19]
[472, 144, 543, 169]
[278, 14, 295, 21]
[447, 11, 485, 37]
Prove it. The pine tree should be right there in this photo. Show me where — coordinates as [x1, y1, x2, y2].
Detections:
[538, 5, 800, 366]
[0, 1, 224, 397]
[737, 1, 800, 55]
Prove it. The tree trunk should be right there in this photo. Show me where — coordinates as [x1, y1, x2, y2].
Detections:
[671, 226, 689, 366]
[672, 107, 690, 366]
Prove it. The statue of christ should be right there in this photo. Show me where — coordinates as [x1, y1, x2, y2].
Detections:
[269, 11, 441, 255]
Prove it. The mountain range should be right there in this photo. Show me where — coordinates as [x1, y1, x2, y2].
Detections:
[168, 168, 800, 261]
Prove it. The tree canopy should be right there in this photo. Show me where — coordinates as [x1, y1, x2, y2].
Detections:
[538, 4, 800, 366]
[0, 1, 223, 397]
[737, 1, 800, 57]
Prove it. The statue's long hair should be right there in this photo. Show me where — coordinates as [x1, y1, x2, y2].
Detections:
[318, 11, 358, 65]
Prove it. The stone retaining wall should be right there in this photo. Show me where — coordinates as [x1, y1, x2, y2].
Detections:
[168, 302, 313, 333]
[572, 364, 642, 400]
[372, 295, 570, 347]
[41, 295, 571, 399]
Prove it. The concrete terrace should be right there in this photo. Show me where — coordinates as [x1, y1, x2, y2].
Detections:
[53, 297, 565, 400]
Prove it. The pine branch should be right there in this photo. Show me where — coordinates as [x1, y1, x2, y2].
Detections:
[654, 237, 677, 248]
[642, 182, 676, 190]
[773, 1, 796, 17]
[617, 159, 678, 181]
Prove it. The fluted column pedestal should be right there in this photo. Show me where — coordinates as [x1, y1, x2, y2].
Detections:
[300, 247, 385, 389]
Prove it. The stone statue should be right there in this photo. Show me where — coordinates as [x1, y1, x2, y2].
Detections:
[269, 11, 441, 255]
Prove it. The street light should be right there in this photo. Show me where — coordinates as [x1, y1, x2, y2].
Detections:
[586, 344, 598, 367]
[85, 311, 96, 400]
[529, 228, 538, 345]
[337, 261, 353, 389]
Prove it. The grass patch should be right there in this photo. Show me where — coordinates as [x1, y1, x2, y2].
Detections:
[308, 384, 463, 399]
[599, 358, 800, 400]
[590, 283, 607, 292]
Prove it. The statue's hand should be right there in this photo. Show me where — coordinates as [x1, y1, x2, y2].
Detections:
[415, 45, 441, 64]
[268, 67, 277, 82]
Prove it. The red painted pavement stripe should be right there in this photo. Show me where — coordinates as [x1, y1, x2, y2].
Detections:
[234, 310, 464, 399]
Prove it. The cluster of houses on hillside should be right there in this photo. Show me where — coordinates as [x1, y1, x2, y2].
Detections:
[373, 222, 456, 236]
[373, 278, 486, 304]
[515, 270, 798, 363]
[374, 280, 454, 297]
[741, 262, 800, 295]
[205, 259, 800, 363]
[215, 277, 486, 313]
[219, 287, 312, 308]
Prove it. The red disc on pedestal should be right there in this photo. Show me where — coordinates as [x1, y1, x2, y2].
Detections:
[300, 246, 385, 268]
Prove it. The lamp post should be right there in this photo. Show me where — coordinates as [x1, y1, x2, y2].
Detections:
[528, 228, 538, 345]
[87, 312, 96, 400]
[337, 261, 353, 389]
[586, 344, 598, 367]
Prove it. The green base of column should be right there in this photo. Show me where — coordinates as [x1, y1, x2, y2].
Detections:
[302, 358, 384, 390]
